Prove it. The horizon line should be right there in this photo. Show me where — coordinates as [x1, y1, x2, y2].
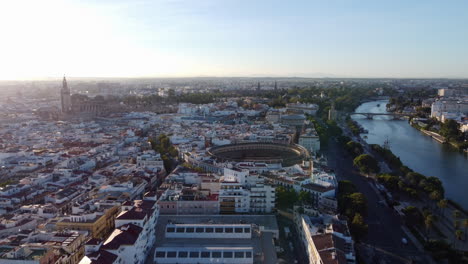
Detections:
[1, 75, 468, 82]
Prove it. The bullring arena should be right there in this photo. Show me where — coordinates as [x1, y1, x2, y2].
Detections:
[207, 142, 310, 167]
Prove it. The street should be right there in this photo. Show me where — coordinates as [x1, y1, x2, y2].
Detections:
[325, 138, 431, 263]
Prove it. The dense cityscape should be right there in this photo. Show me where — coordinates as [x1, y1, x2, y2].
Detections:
[1, 0, 468, 263]
[0, 77, 466, 264]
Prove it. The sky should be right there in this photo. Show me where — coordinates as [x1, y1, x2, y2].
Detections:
[1, 0, 468, 80]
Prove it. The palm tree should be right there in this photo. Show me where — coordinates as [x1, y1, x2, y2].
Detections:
[453, 210, 461, 229]
[425, 214, 434, 240]
[463, 219, 468, 240]
[437, 199, 448, 217]
[453, 210, 461, 219]
[453, 229, 464, 248]
[429, 191, 442, 209]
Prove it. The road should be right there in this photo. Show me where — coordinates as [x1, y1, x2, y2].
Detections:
[325, 138, 430, 263]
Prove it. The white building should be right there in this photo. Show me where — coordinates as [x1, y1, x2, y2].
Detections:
[136, 151, 164, 171]
[299, 128, 321, 154]
[80, 199, 160, 264]
[178, 103, 199, 115]
[219, 168, 275, 214]
[431, 99, 468, 120]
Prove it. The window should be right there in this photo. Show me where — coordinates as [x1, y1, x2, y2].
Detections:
[212, 252, 222, 258]
[205, 227, 213, 233]
[215, 228, 223, 233]
[234, 228, 243, 233]
[176, 227, 185, 233]
[244, 227, 250, 233]
[167, 251, 177, 258]
[186, 227, 194, 233]
[225, 228, 233, 233]
[190, 251, 200, 258]
[223, 252, 233, 258]
[234, 252, 244, 258]
[245, 251, 252, 258]
[195, 227, 204, 232]
[178, 251, 188, 258]
[201, 252, 210, 258]
[166, 227, 175, 233]
[155, 251, 166, 258]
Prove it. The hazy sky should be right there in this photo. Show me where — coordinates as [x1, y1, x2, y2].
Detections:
[1, 0, 468, 79]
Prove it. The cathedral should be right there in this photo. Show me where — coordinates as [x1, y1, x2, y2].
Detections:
[60, 76, 106, 117]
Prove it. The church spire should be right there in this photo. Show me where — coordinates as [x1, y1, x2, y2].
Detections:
[62, 76, 68, 91]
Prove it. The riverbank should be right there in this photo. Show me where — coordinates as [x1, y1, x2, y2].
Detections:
[410, 121, 467, 151]
[419, 128, 446, 144]
[352, 100, 468, 209]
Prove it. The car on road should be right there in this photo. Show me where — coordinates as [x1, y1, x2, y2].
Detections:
[401, 237, 408, 244]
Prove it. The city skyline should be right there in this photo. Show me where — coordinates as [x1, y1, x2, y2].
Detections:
[1, 0, 468, 80]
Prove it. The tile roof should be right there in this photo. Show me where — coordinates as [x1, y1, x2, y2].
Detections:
[312, 233, 348, 264]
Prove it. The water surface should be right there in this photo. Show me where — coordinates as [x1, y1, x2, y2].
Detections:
[353, 100, 468, 208]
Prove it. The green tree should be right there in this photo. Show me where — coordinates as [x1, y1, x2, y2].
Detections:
[353, 154, 380, 175]
[440, 119, 461, 141]
[405, 172, 425, 187]
[337, 135, 352, 146]
[338, 180, 358, 195]
[276, 186, 298, 208]
[298, 191, 313, 205]
[351, 213, 368, 240]
[429, 190, 443, 203]
[437, 199, 448, 217]
[377, 174, 399, 191]
[345, 141, 364, 157]
[350, 193, 368, 215]
[419, 176, 445, 198]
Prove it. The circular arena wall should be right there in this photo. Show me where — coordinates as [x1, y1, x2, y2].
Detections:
[207, 142, 309, 167]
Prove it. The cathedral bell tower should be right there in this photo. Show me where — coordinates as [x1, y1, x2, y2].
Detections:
[61, 76, 72, 113]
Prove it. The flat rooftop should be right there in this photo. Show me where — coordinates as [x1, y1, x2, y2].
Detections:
[152, 215, 279, 264]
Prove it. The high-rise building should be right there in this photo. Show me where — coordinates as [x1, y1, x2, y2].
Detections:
[61, 76, 72, 113]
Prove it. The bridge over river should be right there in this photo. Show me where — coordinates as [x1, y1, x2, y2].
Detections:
[349, 112, 408, 119]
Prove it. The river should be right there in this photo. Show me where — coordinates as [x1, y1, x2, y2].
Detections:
[353, 100, 468, 208]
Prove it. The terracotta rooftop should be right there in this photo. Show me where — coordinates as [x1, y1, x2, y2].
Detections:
[312, 233, 348, 264]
